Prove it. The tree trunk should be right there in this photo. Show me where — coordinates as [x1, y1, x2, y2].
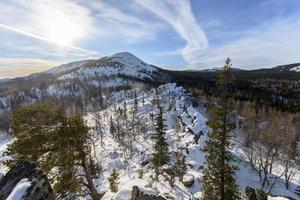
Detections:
[81, 156, 99, 200]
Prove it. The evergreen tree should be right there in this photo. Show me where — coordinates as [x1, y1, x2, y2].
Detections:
[109, 169, 120, 193]
[202, 58, 241, 200]
[152, 104, 169, 179]
[7, 102, 100, 199]
[109, 116, 116, 138]
[133, 91, 138, 112]
[123, 101, 127, 121]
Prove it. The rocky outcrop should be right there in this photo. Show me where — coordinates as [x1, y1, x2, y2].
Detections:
[245, 186, 296, 200]
[131, 186, 166, 200]
[0, 160, 55, 200]
[245, 186, 257, 200]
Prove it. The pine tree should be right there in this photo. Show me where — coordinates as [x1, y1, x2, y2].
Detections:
[7, 102, 101, 199]
[109, 169, 120, 193]
[201, 58, 241, 200]
[109, 116, 116, 138]
[152, 104, 169, 179]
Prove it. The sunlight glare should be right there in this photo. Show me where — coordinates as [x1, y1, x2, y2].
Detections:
[41, 7, 83, 46]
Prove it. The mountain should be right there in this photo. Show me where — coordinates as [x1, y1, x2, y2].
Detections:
[273, 63, 300, 72]
[0, 52, 299, 132]
[0, 53, 299, 199]
[0, 52, 167, 117]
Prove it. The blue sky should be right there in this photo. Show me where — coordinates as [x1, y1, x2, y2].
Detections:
[1, 0, 300, 78]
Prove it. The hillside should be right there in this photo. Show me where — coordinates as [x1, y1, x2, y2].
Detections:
[0, 83, 298, 199]
[0, 52, 300, 133]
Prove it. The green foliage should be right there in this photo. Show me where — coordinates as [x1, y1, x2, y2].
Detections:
[201, 58, 241, 200]
[109, 169, 119, 193]
[6, 102, 99, 199]
[138, 169, 144, 179]
[6, 102, 64, 170]
[255, 189, 267, 200]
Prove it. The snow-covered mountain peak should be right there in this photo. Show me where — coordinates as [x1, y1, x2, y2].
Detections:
[109, 52, 151, 69]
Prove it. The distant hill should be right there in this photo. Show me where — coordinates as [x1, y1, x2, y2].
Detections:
[0, 52, 299, 132]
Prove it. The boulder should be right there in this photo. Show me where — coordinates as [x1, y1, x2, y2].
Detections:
[245, 186, 257, 200]
[0, 160, 54, 200]
[131, 186, 166, 200]
[182, 174, 194, 187]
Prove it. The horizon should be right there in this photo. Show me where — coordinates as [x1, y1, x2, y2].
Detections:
[1, 0, 300, 78]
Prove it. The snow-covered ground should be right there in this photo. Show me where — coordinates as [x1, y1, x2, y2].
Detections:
[6, 178, 31, 200]
[0, 83, 299, 200]
[0, 134, 12, 176]
[84, 83, 300, 199]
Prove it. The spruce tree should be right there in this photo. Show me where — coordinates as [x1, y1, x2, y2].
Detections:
[109, 116, 116, 138]
[152, 104, 169, 179]
[109, 169, 120, 193]
[202, 58, 241, 200]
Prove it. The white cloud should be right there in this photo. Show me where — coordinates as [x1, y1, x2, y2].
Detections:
[0, 0, 97, 55]
[197, 15, 300, 69]
[85, 0, 163, 43]
[136, 0, 208, 66]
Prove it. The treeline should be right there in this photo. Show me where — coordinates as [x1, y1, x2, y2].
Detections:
[167, 69, 300, 113]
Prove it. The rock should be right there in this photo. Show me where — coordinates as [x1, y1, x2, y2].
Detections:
[182, 174, 194, 187]
[140, 157, 150, 167]
[245, 186, 296, 200]
[140, 160, 150, 166]
[255, 188, 267, 200]
[245, 186, 257, 200]
[131, 186, 140, 200]
[131, 186, 166, 200]
[0, 160, 55, 200]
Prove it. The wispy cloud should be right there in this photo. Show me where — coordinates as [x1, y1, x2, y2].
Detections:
[136, 0, 208, 66]
[85, 0, 163, 43]
[198, 15, 300, 69]
[0, 23, 95, 54]
[0, 0, 99, 55]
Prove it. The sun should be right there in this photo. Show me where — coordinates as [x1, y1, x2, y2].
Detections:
[41, 8, 83, 46]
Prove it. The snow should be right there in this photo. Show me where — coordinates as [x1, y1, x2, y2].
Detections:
[268, 196, 290, 200]
[183, 174, 194, 183]
[0, 134, 12, 175]
[86, 83, 300, 199]
[6, 178, 31, 200]
[45, 60, 88, 74]
[57, 52, 157, 81]
[1, 83, 299, 200]
[290, 66, 300, 72]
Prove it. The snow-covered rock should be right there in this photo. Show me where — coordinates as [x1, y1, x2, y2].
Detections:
[182, 174, 195, 187]
[0, 160, 54, 200]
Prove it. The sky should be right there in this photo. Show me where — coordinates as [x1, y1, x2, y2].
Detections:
[1, 0, 300, 78]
